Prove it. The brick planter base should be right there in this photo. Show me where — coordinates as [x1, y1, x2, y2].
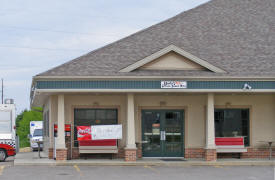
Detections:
[137, 148, 142, 159]
[124, 149, 137, 161]
[56, 148, 67, 161]
[185, 148, 205, 158]
[241, 147, 275, 158]
[65, 147, 275, 160]
[205, 149, 217, 161]
[48, 148, 53, 159]
[116, 148, 125, 159]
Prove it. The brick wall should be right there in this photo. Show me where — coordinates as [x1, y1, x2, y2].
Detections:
[99, 146, 142, 159]
[185, 148, 205, 158]
[136, 143, 142, 159]
[114, 148, 124, 158]
[124, 149, 137, 161]
[241, 147, 275, 158]
[56, 149, 67, 161]
[65, 146, 275, 160]
[205, 149, 217, 161]
[185, 147, 275, 160]
[137, 148, 142, 159]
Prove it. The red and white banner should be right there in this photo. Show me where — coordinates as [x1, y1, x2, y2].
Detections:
[77, 125, 122, 140]
[77, 126, 91, 141]
[91, 125, 122, 140]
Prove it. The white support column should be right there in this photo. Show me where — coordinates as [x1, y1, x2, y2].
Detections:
[126, 93, 136, 149]
[49, 96, 53, 147]
[206, 93, 216, 149]
[57, 94, 66, 149]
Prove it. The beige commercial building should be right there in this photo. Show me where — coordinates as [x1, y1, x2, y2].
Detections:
[31, 0, 275, 161]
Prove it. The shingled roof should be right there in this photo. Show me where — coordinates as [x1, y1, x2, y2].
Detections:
[37, 0, 275, 78]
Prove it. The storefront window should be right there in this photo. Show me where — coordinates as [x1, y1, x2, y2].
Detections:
[215, 109, 249, 146]
[74, 109, 117, 147]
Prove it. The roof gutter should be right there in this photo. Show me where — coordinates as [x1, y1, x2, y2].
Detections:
[34, 88, 275, 93]
[33, 75, 275, 81]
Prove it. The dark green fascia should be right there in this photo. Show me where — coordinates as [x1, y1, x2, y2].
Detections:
[35, 80, 275, 90]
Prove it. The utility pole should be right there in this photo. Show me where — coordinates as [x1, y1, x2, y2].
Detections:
[1, 78, 3, 104]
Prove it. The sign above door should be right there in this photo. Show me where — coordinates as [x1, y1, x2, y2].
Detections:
[161, 81, 187, 89]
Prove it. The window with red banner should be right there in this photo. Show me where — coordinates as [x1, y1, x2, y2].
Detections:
[74, 109, 117, 147]
[76, 126, 118, 147]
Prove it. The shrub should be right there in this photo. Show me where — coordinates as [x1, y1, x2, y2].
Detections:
[16, 107, 43, 148]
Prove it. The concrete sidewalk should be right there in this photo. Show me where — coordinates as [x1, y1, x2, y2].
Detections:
[14, 152, 275, 166]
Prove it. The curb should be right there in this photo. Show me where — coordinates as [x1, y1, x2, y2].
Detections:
[14, 160, 275, 166]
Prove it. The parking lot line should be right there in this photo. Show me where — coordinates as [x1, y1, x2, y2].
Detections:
[0, 166, 5, 176]
[213, 165, 224, 168]
[144, 165, 160, 173]
[73, 165, 83, 176]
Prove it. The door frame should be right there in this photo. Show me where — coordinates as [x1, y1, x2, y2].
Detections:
[140, 107, 186, 157]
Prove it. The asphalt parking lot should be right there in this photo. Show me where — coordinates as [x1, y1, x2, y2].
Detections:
[0, 156, 14, 166]
[0, 162, 274, 180]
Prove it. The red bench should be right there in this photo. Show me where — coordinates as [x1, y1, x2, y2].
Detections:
[78, 139, 118, 154]
[215, 137, 247, 153]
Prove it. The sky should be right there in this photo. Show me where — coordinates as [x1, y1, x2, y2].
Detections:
[0, 0, 210, 114]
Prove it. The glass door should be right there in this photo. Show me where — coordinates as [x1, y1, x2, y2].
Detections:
[142, 110, 184, 157]
[142, 110, 162, 157]
[163, 111, 184, 157]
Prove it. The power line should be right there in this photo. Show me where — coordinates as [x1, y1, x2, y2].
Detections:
[0, 9, 162, 22]
[0, 45, 90, 52]
[0, 25, 126, 37]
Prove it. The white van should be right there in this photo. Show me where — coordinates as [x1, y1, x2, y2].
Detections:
[29, 121, 43, 151]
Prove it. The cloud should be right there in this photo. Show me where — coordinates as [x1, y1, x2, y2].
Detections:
[0, 0, 210, 113]
[4, 80, 31, 88]
[0, 66, 43, 78]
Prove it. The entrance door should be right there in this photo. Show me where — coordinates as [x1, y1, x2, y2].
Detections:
[142, 110, 184, 157]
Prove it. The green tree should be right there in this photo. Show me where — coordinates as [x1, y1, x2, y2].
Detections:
[16, 107, 43, 148]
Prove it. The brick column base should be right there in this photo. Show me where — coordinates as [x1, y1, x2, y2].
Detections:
[185, 148, 205, 158]
[48, 148, 53, 159]
[124, 148, 137, 161]
[205, 149, 217, 161]
[56, 148, 67, 161]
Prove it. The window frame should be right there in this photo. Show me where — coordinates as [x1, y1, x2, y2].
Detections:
[73, 108, 118, 147]
[214, 108, 250, 146]
[43, 110, 49, 137]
